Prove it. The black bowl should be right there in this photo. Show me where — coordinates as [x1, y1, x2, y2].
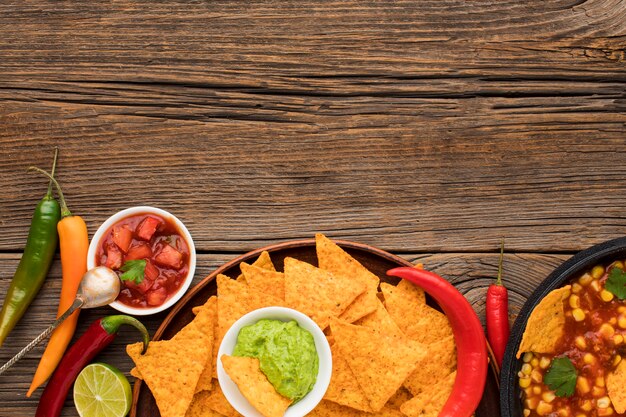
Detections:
[500, 236, 626, 417]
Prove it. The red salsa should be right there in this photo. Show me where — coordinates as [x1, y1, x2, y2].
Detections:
[95, 213, 190, 308]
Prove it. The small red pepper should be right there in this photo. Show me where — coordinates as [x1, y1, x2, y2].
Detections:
[387, 267, 487, 417]
[35, 315, 149, 417]
[486, 239, 509, 368]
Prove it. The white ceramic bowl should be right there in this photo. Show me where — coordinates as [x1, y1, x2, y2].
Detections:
[217, 307, 332, 417]
[87, 206, 196, 315]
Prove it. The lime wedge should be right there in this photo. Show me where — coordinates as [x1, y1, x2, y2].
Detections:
[73, 363, 132, 417]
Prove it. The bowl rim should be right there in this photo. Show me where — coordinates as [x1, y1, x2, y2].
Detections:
[500, 236, 626, 417]
[86, 205, 196, 316]
[216, 306, 332, 417]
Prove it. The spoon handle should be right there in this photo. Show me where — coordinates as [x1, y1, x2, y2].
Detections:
[0, 297, 85, 376]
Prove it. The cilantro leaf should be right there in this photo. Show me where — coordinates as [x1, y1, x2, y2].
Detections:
[119, 259, 146, 284]
[544, 357, 577, 397]
[606, 267, 626, 300]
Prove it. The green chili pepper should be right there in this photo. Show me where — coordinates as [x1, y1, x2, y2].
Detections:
[0, 148, 61, 346]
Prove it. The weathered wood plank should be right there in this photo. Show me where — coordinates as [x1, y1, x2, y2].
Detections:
[0, 251, 567, 415]
[1, 137, 626, 253]
[0, 0, 624, 85]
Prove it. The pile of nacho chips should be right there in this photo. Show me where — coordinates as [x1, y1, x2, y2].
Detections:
[127, 233, 457, 417]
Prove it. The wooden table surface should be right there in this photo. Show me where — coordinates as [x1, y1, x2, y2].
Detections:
[1, 0, 625, 415]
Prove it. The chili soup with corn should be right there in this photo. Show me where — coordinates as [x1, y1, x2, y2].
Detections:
[517, 260, 626, 417]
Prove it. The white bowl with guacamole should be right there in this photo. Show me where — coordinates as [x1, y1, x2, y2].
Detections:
[217, 307, 332, 417]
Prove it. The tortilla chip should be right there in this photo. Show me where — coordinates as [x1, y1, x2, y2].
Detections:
[330, 318, 426, 411]
[195, 296, 217, 393]
[236, 251, 276, 283]
[386, 387, 412, 410]
[316, 234, 379, 323]
[217, 274, 286, 342]
[205, 384, 242, 417]
[323, 343, 372, 412]
[353, 297, 405, 339]
[130, 367, 142, 380]
[185, 390, 224, 417]
[284, 257, 365, 330]
[126, 305, 214, 417]
[308, 400, 404, 417]
[607, 357, 626, 413]
[221, 355, 292, 417]
[516, 285, 571, 358]
[381, 282, 452, 344]
[240, 262, 285, 300]
[403, 335, 457, 395]
[400, 371, 456, 417]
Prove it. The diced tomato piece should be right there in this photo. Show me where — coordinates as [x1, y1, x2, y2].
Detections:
[126, 243, 152, 261]
[154, 244, 183, 269]
[146, 287, 167, 306]
[136, 216, 162, 241]
[124, 274, 153, 294]
[105, 244, 123, 270]
[144, 261, 160, 281]
[112, 225, 133, 253]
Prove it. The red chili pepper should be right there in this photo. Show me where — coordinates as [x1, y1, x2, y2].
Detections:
[35, 315, 149, 417]
[387, 267, 487, 417]
[486, 239, 509, 368]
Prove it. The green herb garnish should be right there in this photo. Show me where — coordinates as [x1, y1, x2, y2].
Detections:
[119, 259, 146, 284]
[605, 267, 626, 300]
[544, 357, 577, 397]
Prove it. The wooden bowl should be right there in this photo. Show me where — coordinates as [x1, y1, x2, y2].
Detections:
[500, 236, 626, 417]
[130, 239, 501, 417]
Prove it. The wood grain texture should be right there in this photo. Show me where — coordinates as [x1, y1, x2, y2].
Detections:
[0, 1, 625, 254]
[0, 251, 566, 416]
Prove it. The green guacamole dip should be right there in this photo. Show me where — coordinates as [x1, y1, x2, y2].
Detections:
[233, 319, 318, 401]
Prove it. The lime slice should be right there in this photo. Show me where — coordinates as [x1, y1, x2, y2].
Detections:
[73, 363, 132, 417]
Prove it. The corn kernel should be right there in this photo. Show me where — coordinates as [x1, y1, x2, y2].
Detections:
[614, 334, 624, 345]
[526, 397, 539, 410]
[557, 409, 569, 417]
[573, 308, 586, 321]
[581, 400, 593, 411]
[598, 396, 611, 409]
[598, 407, 614, 416]
[524, 387, 533, 396]
[592, 385, 606, 396]
[618, 315, 626, 329]
[584, 353, 596, 364]
[576, 414, 587, 417]
[523, 410, 531, 417]
[521, 363, 532, 375]
[614, 261, 624, 269]
[569, 294, 581, 308]
[601, 290, 615, 302]
[539, 356, 551, 369]
[536, 401, 553, 416]
[575, 336, 587, 349]
[542, 391, 556, 403]
[619, 306, 626, 314]
[519, 377, 531, 388]
[610, 317, 617, 325]
[592, 265, 606, 279]
[577, 376, 591, 394]
[580, 273, 594, 286]
[597, 376, 606, 387]
[613, 355, 622, 366]
[600, 323, 616, 339]
[531, 358, 539, 367]
[531, 369, 543, 383]
[533, 386, 541, 395]
[591, 280, 602, 292]
[523, 352, 534, 363]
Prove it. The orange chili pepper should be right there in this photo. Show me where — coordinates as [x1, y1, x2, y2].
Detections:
[26, 168, 88, 397]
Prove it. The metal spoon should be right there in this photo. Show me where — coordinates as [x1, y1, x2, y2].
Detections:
[0, 266, 120, 375]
